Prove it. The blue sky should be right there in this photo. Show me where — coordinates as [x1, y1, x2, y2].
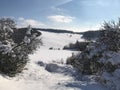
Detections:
[0, 0, 120, 32]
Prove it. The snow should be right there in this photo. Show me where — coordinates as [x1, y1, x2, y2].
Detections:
[0, 41, 12, 54]
[23, 36, 31, 44]
[100, 70, 120, 90]
[26, 25, 32, 35]
[40, 31, 84, 49]
[100, 51, 120, 65]
[0, 31, 107, 90]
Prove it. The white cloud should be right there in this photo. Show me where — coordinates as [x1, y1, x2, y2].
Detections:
[47, 15, 74, 23]
[17, 17, 45, 28]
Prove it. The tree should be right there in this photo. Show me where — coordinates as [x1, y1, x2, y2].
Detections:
[66, 18, 120, 89]
[67, 18, 120, 74]
[0, 18, 41, 76]
[99, 19, 120, 51]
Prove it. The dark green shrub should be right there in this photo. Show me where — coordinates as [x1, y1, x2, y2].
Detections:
[67, 19, 120, 75]
[99, 20, 120, 51]
[0, 18, 41, 76]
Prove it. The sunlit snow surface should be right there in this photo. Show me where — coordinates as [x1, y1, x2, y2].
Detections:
[0, 31, 107, 90]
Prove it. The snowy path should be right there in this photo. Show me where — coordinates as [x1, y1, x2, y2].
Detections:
[23, 50, 107, 90]
[0, 31, 107, 90]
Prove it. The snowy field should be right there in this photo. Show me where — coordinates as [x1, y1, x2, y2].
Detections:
[0, 31, 107, 90]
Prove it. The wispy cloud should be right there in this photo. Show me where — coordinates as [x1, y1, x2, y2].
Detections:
[51, 6, 64, 12]
[17, 17, 46, 28]
[55, 0, 73, 7]
[50, 0, 73, 14]
[47, 15, 74, 23]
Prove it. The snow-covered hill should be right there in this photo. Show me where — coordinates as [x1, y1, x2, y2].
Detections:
[0, 31, 107, 90]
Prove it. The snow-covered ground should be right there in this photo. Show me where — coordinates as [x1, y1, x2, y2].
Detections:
[0, 31, 107, 90]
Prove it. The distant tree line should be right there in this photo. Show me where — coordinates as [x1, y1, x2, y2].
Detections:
[33, 28, 74, 34]
[81, 30, 103, 41]
[63, 40, 90, 51]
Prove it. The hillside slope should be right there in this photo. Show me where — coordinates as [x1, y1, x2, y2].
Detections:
[0, 31, 107, 90]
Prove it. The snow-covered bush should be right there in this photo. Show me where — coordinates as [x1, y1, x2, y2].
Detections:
[66, 19, 120, 90]
[0, 18, 41, 76]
